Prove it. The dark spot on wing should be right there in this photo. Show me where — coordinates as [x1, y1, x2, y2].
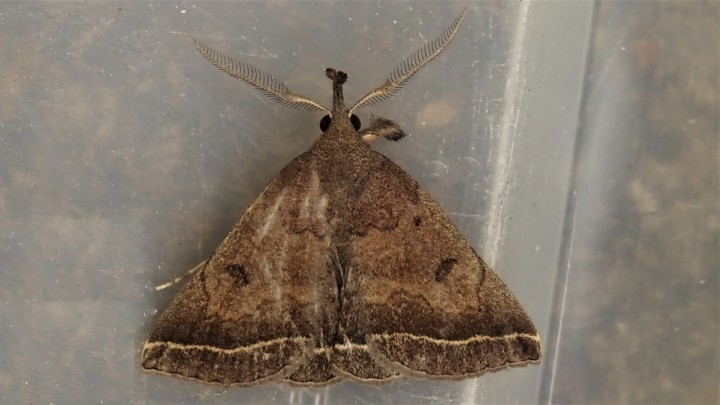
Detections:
[413, 216, 422, 226]
[225, 264, 249, 286]
[435, 258, 458, 282]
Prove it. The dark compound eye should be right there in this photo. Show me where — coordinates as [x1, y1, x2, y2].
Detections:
[320, 115, 331, 132]
[320, 114, 361, 132]
[350, 114, 361, 131]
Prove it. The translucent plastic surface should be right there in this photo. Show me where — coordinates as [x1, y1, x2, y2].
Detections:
[1, 1, 717, 404]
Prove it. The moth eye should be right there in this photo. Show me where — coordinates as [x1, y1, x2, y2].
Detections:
[350, 114, 361, 131]
[320, 115, 331, 132]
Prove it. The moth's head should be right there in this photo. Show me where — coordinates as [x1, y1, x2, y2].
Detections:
[320, 68, 361, 133]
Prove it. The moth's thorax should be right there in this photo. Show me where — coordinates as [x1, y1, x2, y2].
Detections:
[307, 112, 371, 201]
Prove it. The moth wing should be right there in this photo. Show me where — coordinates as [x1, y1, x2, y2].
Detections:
[142, 151, 341, 385]
[338, 151, 541, 379]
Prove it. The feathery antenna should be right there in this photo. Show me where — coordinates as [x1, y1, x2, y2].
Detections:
[189, 36, 330, 113]
[349, 7, 466, 114]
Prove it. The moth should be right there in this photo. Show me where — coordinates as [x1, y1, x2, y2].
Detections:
[142, 8, 541, 385]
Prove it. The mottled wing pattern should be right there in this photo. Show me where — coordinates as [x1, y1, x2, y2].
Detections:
[142, 151, 341, 385]
[336, 150, 541, 379]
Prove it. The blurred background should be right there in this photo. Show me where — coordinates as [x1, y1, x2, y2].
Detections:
[0, 1, 717, 404]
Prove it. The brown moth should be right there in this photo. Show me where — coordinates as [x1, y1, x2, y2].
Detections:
[141, 8, 541, 386]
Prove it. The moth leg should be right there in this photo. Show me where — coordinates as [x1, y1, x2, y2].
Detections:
[153, 260, 208, 291]
[360, 117, 406, 142]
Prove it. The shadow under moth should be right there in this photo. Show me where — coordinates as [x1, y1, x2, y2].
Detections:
[141, 7, 541, 386]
